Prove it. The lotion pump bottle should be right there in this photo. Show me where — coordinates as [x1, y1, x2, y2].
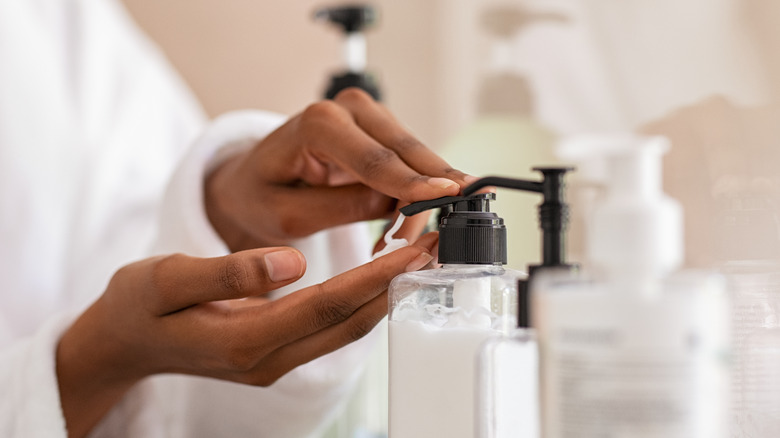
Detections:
[388, 192, 522, 438]
[388, 169, 574, 438]
[463, 169, 576, 438]
[532, 136, 730, 438]
[314, 4, 382, 100]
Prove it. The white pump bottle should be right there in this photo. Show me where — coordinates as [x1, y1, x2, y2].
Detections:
[532, 136, 730, 438]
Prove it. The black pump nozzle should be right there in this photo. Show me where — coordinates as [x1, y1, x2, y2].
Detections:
[460, 167, 577, 328]
[402, 193, 507, 266]
[314, 5, 377, 33]
[463, 168, 571, 269]
[314, 4, 382, 101]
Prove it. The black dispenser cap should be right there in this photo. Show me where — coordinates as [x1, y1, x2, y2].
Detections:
[460, 167, 577, 328]
[324, 73, 382, 101]
[401, 193, 507, 265]
[314, 5, 377, 33]
[463, 168, 572, 268]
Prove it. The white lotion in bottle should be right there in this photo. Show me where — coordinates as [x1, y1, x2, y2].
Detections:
[388, 193, 522, 438]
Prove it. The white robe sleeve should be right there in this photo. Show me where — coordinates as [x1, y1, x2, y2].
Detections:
[87, 111, 378, 438]
[0, 0, 375, 433]
[0, 312, 74, 438]
[150, 109, 288, 257]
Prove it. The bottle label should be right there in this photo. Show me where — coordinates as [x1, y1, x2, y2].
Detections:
[728, 273, 780, 437]
[536, 287, 729, 438]
[545, 349, 709, 437]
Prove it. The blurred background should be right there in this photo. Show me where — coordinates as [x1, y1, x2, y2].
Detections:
[121, 1, 780, 436]
[122, 0, 780, 269]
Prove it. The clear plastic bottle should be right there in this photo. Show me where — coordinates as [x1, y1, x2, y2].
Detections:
[469, 169, 574, 438]
[388, 193, 522, 438]
[476, 327, 539, 438]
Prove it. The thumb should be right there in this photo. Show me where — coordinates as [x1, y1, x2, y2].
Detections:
[137, 248, 306, 315]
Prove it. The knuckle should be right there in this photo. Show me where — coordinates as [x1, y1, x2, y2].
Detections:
[310, 285, 356, 327]
[300, 100, 343, 125]
[342, 316, 377, 344]
[111, 263, 136, 284]
[263, 192, 299, 239]
[239, 370, 282, 388]
[149, 253, 185, 287]
[442, 167, 466, 178]
[216, 258, 253, 295]
[333, 87, 372, 105]
[274, 214, 307, 240]
[218, 340, 259, 373]
[346, 197, 375, 221]
[145, 253, 187, 310]
[360, 148, 399, 177]
[392, 135, 425, 155]
[254, 370, 285, 387]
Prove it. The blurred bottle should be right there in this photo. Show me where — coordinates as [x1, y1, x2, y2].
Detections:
[533, 136, 730, 438]
[314, 4, 382, 101]
[439, 5, 567, 270]
[714, 185, 780, 438]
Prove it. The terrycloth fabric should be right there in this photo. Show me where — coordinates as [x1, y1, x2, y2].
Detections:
[0, 1, 374, 437]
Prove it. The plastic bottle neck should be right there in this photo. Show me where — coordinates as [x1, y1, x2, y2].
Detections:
[441, 263, 505, 270]
[608, 147, 663, 199]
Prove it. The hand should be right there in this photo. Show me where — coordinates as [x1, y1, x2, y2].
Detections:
[205, 88, 473, 252]
[56, 233, 438, 438]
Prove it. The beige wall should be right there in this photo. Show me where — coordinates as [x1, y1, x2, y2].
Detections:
[122, 0, 780, 270]
[121, 0, 451, 147]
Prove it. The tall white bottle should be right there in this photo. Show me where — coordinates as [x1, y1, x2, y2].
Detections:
[532, 136, 731, 438]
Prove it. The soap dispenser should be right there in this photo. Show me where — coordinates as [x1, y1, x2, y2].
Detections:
[388, 192, 521, 438]
[388, 168, 574, 438]
[532, 136, 731, 438]
[314, 4, 382, 100]
[464, 169, 576, 438]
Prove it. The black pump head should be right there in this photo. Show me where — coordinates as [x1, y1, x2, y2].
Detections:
[445, 168, 577, 328]
[314, 5, 377, 33]
[324, 73, 381, 100]
[462, 167, 573, 268]
[402, 193, 507, 265]
[314, 4, 382, 101]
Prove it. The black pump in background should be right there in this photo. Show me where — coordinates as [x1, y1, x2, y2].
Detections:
[401, 167, 578, 328]
[314, 4, 382, 101]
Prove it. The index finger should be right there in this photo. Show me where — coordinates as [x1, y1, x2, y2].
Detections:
[140, 248, 306, 315]
[333, 88, 475, 190]
[299, 103, 462, 202]
[236, 238, 437, 349]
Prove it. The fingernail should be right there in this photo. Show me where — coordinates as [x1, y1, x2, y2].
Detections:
[463, 175, 479, 184]
[428, 177, 458, 190]
[405, 252, 434, 272]
[265, 250, 303, 282]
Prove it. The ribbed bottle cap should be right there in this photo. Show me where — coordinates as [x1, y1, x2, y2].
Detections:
[438, 194, 507, 265]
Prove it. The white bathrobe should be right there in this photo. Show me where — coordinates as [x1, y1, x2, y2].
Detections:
[0, 1, 374, 436]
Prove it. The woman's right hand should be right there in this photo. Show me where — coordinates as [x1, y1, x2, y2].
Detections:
[55, 232, 438, 438]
